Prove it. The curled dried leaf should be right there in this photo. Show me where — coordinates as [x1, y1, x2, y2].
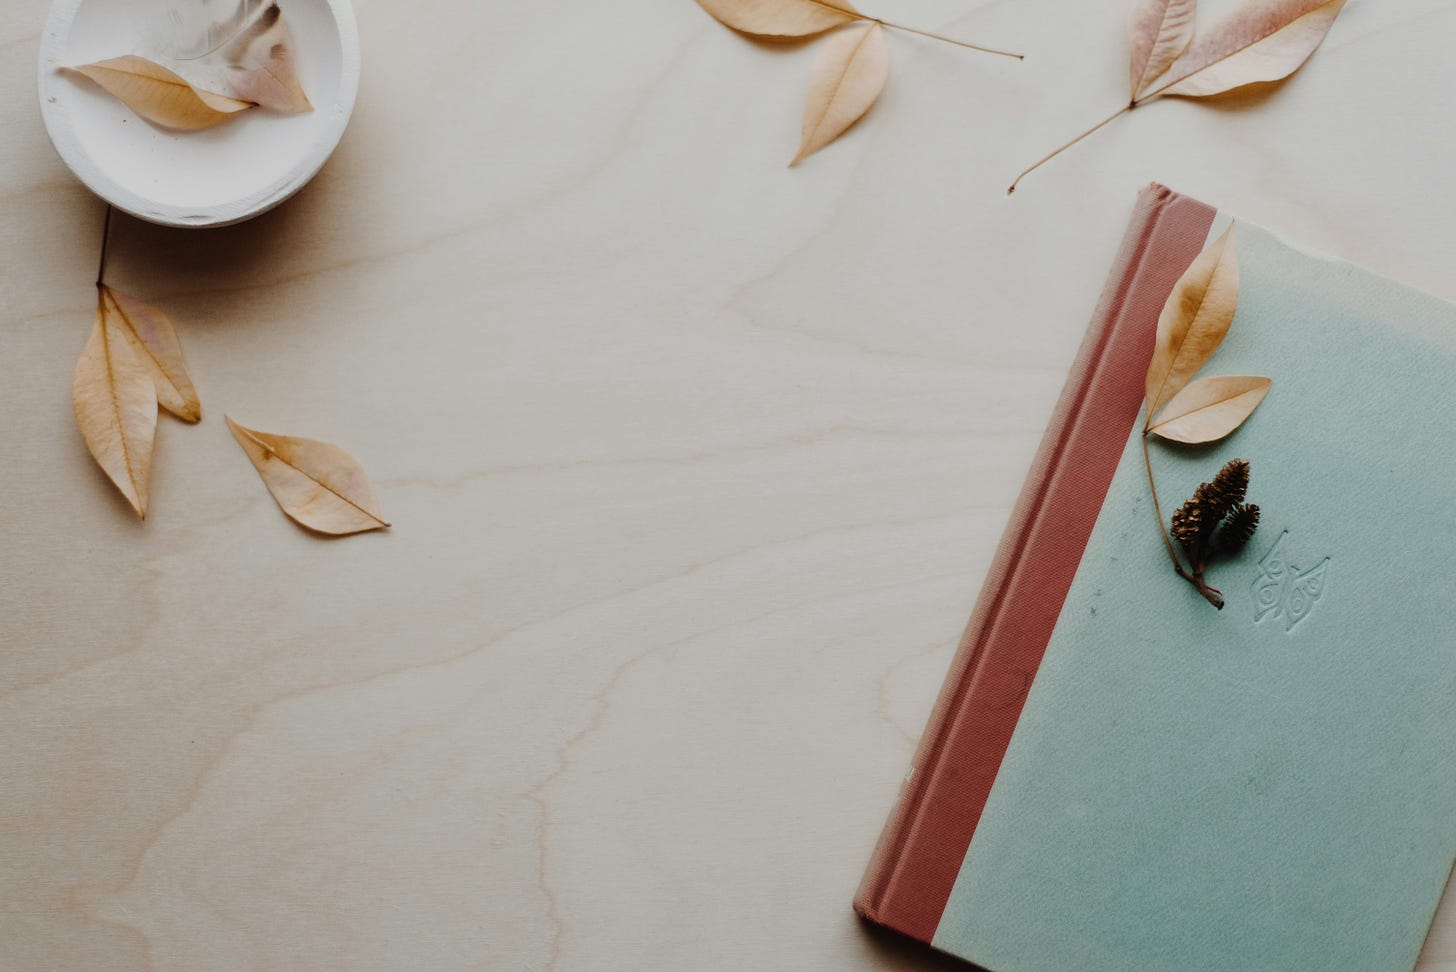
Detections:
[1148, 374, 1271, 443]
[1144, 223, 1238, 424]
[102, 287, 201, 423]
[227, 417, 389, 535]
[73, 298, 158, 517]
[792, 22, 888, 165]
[1129, 0, 1197, 100]
[1157, 0, 1347, 99]
[224, 2, 312, 113]
[694, 0, 860, 39]
[67, 55, 253, 130]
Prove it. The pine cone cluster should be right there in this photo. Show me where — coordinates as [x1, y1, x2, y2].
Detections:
[1170, 459, 1259, 563]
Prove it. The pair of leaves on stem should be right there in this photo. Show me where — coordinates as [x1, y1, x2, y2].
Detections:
[1011, 0, 1348, 192]
[72, 286, 385, 534]
[1143, 224, 1269, 444]
[1128, 0, 1347, 104]
[696, 0, 1016, 165]
[73, 286, 200, 517]
[697, 0, 886, 165]
[66, 2, 309, 131]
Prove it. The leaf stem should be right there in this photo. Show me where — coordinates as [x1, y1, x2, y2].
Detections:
[96, 204, 113, 289]
[1142, 432, 1179, 569]
[800, 0, 1022, 58]
[1007, 104, 1131, 195]
[871, 19, 1022, 59]
[1142, 431, 1224, 609]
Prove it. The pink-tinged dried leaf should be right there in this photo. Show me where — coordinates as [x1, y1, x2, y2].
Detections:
[103, 287, 201, 423]
[1157, 0, 1346, 99]
[227, 417, 389, 535]
[1148, 375, 1271, 442]
[792, 22, 888, 165]
[695, 0, 859, 39]
[1144, 224, 1238, 424]
[67, 55, 253, 130]
[224, 2, 311, 113]
[73, 302, 158, 517]
[1129, 0, 1197, 100]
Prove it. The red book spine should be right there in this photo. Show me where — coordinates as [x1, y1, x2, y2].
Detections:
[854, 184, 1216, 945]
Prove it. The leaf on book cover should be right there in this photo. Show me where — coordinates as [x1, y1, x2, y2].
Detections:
[67, 56, 253, 131]
[101, 287, 201, 423]
[227, 417, 389, 535]
[73, 299, 158, 518]
[792, 22, 888, 165]
[224, 2, 312, 113]
[694, 0, 859, 38]
[1144, 223, 1238, 424]
[1158, 0, 1347, 99]
[1147, 375, 1270, 443]
[1129, 0, 1197, 100]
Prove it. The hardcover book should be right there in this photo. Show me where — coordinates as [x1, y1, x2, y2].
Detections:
[855, 184, 1456, 971]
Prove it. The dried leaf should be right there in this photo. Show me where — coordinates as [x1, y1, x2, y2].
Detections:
[1009, 0, 1345, 192]
[1129, 0, 1197, 100]
[1157, 0, 1347, 99]
[1148, 375, 1271, 443]
[224, 2, 312, 113]
[227, 417, 389, 535]
[101, 287, 201, 423]
[694, 0, 860, 39]
[73, 299, 158, 517]
[792, 22, 888, 165]
[68, 55, 253, 131]
[1144, 223, 1238, 424]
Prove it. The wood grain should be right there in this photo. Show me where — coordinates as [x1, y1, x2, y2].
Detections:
[3, 0, 1454, 968]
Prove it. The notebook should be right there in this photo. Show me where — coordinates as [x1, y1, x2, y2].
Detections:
[855, 184, 1456, 971]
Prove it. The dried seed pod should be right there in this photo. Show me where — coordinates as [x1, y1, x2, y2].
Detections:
[1171, 496, 1210, 548]
[1210, 503, 1260, 558]
[1209, 459, 1250, 510]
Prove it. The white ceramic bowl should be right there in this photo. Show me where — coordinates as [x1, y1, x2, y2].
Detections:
[37, 0, 360, 228]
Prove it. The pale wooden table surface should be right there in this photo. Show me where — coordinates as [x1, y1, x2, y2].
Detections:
[2, 0, 1453, 969]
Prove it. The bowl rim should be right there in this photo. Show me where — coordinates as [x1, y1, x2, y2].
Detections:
[36, 0, 360, 229]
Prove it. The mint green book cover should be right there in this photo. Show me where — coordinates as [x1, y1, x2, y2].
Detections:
[929, 210, 1456, 971]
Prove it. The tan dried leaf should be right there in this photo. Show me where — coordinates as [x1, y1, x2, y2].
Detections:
[102, 287, 201, 423]
[1129, 0, 1197, 100]
[68, 55, 253, 131]
[224, 2, 312, 113]
[695, 0, 859, 39]
[792, 22, 888, 165]
[1147, 375, 1271, 443]
[1156, 0, 1346, 99]
[73, 299, 158, 518]
[1144, 223, 1238, 425]
[227, 417, 389, 535]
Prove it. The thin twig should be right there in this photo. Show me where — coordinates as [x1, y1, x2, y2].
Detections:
[1194, 579, 1224, 609]
[96, 204, 113, 288]
[1143, 432, 1224, 609]
[1142, 433, 1180, 571]
[1008, 104, 1130, 195]
[872, 19, 1022, 59]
